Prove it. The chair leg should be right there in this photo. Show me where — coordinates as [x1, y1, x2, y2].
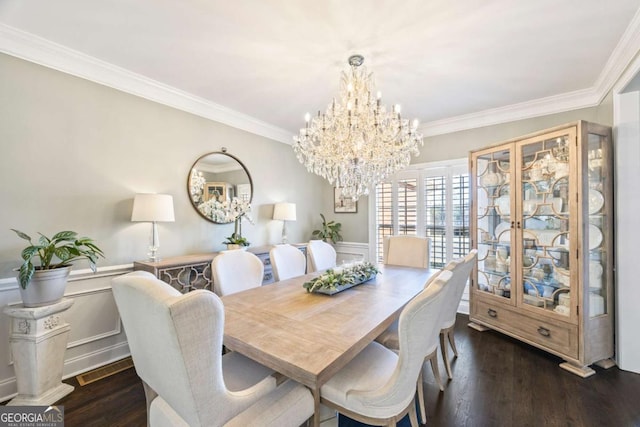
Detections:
[428, 350, 445, 392]
[417, 370, 427, 425]
[440, 331, 453, 380]
[408, 400, 419, 427]
[448, 328, 458, 357]
[142, 380, 158, 427]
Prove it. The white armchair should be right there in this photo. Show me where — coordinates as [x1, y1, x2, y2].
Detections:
[111, 271, 313, 427]
[269, 244, 306, 281]
[307, 240, 337, 272]
[320, 270, 452, 427]
[212, 250, 264, 296]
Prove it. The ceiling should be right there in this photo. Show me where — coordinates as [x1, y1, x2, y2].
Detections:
[1, 0, 640, 143]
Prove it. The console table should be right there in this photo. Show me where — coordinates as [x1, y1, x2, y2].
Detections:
[133, 244, 307, 293]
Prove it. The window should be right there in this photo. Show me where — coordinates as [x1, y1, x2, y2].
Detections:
[370, 160, 469, 268]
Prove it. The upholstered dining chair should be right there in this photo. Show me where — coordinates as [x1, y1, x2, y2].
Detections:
[212, 249, 264, 296]
[375, 254, 465, 421]
[269, 244, 306, 281]
[320, 270, 452, 427]
[111, 271, 314, 427]
[383, 235, 431, 268]
[439, 249, 477, 380]
[307, 240, 337, 272]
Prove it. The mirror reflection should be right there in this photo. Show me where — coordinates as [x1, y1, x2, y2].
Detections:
[188, 151, 253, 223]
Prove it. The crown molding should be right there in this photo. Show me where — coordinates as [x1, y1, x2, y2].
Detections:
[0, 24, 292, 144]
[419, 87, 600, 137]
[2, 13, 640, 142]
[420, 8, 640, 137]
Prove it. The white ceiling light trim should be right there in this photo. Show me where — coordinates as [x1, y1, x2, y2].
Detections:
[0, 24, 292, 144]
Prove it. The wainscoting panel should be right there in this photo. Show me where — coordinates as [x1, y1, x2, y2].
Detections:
[65, 287, 121, 349]
[334, 241, 370, 265]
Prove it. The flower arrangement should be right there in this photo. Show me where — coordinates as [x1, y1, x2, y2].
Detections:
[303, 261, 379, 294]
[198, 197, 253, 247]
[189, 169, 207, 204]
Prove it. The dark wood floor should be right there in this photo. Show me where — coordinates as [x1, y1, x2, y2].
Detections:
[42, 314, 640, 426]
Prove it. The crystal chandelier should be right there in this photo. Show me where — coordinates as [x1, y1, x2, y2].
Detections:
[293, 54, 423, 200]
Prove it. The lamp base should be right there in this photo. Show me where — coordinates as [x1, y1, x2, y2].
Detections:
[147, 247, 160, 262]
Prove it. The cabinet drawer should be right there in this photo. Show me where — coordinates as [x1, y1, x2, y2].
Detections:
[473, 300, 578, 359]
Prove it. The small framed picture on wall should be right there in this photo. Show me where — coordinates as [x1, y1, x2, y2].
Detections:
[334, 187, 357, 213]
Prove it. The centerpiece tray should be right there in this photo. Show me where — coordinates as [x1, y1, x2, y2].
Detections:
[303, 262, 379, 295]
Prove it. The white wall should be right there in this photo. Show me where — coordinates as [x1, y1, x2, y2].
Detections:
[614, 89, 640, 373]
[0, 53, 333, 401]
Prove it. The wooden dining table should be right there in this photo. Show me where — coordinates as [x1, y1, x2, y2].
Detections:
[221, 264, 435, 427]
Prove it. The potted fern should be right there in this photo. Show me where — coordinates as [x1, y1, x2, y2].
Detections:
[12, 229, 105, 307]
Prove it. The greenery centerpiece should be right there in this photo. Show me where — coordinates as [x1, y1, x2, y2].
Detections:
[11, 229, 105, 307]
[303, 261, 379, 295]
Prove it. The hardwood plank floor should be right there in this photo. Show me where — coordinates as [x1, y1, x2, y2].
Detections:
[13, 314, 639, 426]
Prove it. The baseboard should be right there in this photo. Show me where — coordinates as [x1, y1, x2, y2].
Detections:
[457, 300, 470, 315]
[0, 376, 18, 404]
[63, 341, 131, 380]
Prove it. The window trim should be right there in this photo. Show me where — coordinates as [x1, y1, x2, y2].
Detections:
[368, 157, 468, 263]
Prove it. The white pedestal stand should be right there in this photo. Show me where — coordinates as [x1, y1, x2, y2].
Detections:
[3, 298, 75, 405]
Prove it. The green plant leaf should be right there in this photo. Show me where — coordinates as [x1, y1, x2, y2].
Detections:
[18, 262, 34, 289]
[21, 246, 39, 261]
[11, 229, 31, 241]
[52, 231, 77, 242]
[55, 247, 71, 262]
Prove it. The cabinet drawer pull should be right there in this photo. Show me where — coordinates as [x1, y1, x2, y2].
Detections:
[487, 309, 498, 318]
[537, 326, 551, 337]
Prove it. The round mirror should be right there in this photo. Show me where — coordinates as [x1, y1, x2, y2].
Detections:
[187, 151, 253, 223]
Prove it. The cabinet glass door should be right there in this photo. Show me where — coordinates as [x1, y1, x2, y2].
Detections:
[586, 132, 608, 317]
[518, 130, 575, 316]
[475, 146, 513, 301]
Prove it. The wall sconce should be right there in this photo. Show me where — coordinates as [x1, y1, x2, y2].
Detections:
[131, 194, 175, 261]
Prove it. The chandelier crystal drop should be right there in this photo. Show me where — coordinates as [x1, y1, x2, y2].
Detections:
[293, 54, 423, 200]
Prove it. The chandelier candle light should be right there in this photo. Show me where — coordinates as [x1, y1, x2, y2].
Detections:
[293, 54, 423, 200]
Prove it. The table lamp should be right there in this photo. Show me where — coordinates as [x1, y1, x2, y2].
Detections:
[131, 194, 175, 261]
[273, 202, 296, 244]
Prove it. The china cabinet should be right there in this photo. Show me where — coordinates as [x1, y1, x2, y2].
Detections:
[469, 121, 613, 377]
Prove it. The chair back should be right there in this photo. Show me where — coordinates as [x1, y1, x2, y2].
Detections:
[383, 235, 431, 268]
[307, 240, 337, 272]
[270, 244, 306, 281]
[111, 271, 242, 426]
[348, 270, 452, 414]
[212, 250, 264, 296]
[441, 250, 478, 328]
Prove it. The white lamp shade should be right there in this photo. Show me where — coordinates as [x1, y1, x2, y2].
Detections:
[273, 203, 296, 221]
[131, 194, 175, 222]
